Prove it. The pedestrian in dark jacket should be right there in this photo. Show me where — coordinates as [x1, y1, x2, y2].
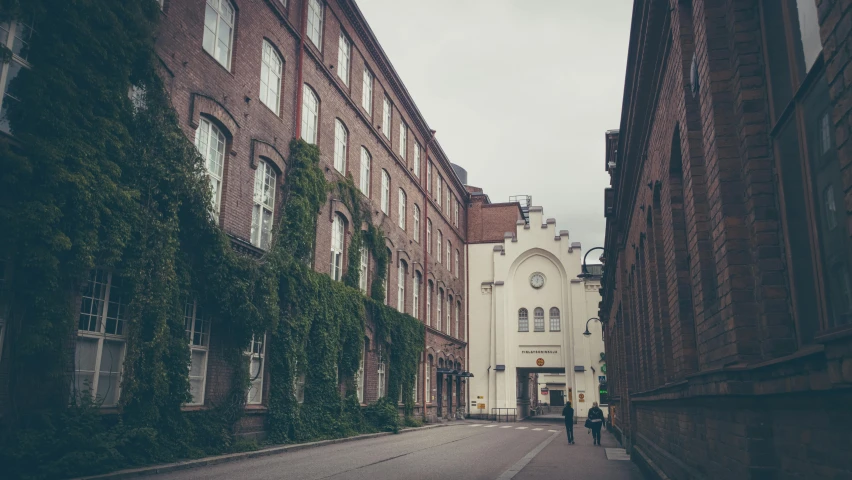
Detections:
[588, 402, 604, 445]
[561, 401, 575, 444]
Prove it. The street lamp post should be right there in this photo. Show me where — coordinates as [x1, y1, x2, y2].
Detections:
[583, 317, 601, 337]
[577, 247, 605, 279]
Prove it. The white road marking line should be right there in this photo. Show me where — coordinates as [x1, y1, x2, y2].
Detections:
[532, 428, 543, 431]
[500, 426, 513, 429]
[516, 427, 528, 430]
[548, 429, 559, 432]
[496, 432, 561, 479]
[483, 425, 497, 428]
[469, 424, 483, 427]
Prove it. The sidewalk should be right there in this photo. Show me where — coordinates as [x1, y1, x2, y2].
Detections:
[513, 424, 644, 479]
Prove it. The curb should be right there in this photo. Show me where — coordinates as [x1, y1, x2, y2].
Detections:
[75, 422, 456, 479]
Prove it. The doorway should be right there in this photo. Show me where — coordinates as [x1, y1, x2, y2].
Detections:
[550, 389, 564, 406]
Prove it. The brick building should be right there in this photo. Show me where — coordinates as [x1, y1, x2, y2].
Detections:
[600, 0, 852, 478]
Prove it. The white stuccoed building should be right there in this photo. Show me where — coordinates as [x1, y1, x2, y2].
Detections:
[465, 205, 604, 420]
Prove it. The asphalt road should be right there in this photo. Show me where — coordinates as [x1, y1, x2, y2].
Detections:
[145, 420, 644, 480]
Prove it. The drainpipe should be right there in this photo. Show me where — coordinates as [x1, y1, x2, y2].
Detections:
[293, 0, 309, 139]
[422, 129, 435, 419]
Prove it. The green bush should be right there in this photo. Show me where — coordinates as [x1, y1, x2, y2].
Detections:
[364, 398, 400, 433]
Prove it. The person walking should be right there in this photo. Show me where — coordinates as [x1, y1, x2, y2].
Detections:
[561, 401, 575, 444]
[588, 401, 604, 445]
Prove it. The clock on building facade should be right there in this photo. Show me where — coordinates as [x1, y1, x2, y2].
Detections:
[530, 272, 546, 289]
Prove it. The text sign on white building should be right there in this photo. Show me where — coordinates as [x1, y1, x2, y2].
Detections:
[517, 346, 563, 368]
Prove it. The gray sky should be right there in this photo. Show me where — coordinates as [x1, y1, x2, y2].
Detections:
[356, 0, 634, 254]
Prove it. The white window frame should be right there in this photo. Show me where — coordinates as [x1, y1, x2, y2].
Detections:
[0, 20, 33, 134]
[381, 170, 390, 214]
[427, 162, 433, 193]
[74, 270, 128, 407]
[397, 262, 406, 313]
[549, 307, 561, 332]
[413, 205, 420, 242]
[454, 250, 459, 278]
[359, 246, 368, 293]
[306, 0, 324, 50]
[357, 341, 366, 403]
[334, 119, 348, 173]
[360, 147, 371, 196]
[446, 240, 451, 269]
[534, 307, 545, 332]
[446, 190, 451, 215]
[446, 296, 452, 335]
[246, 333, 266, 404]
[195, 118, 227, 221]
[413, 143, 421, 177]
[337, 33, 350, 86]
[436, 291, 442, 332]
[382, 97, 391, 138]
[426, 282, 432, 327]
[377, 346, 386, 398]
[399, 122, 407, 159]
[436, 176, 442, 207]
[202, 0, 235, 70]
[398, 188, 406, 230]
[519, 308, 529, 332]
[455, 302, 460, 338]
[330, 214, 344, 281]
[362, 68, 373, 115]
[260, 40, 283, 115]
[437, 230, 442, 263]
[454, 200, 459, 227]
[184, 299, 211, 406]
[413, 272, 421, 320]
[301, 85, 319, 144]
[426, 219, 432, 254]
[425, 358, 431, 403]
[251, 160, 276, 250]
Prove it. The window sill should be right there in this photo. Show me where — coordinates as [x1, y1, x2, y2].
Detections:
[244, 404, 268, 412]
[181, 405, 210, 412]
[814, 324, 852, 343]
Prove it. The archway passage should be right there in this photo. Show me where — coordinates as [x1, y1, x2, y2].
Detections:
[517, 367, 566, 418]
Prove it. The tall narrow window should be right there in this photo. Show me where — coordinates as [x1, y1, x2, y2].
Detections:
[357, 340, 366, 403]
[436, 176, 442, 206]
[337, 33, 350, 85]
[246, 334, 266, 404]
[398, 188, 407, 230]
[251, 161, 276, 250]
[330, 214, 344, 281]
[333, 119, 348, 173]
[362, 68, 373, 114]
[446, 295, 452, 335]
[427, 162, 433, 193]
[0, 19, 33, 134]
[413, 143, 421, 177]
[399, 122, 407, 159]
[195, 118, 226, 220]
[534, 307, 545, 332]
[446, 190, 451, 214]
[455, 301, 460, 338]
[184, 299, 210, 405]
[437, 230, 442, 263]
[306, 0, 323, 50]
[518, 308, 529, 332]
[436, 289, 443, 331]
[427, 219, 432, 254]
[202, 0, 235, 69]
[454, 201, 459, 227]
[359, 147, 371, 196]
[414, 369, 419, 403]
[446, 240, 451, 269]
[75, 270, 127, 407]
[427, 281, 433, 327]
[425, 356, 432, 403]
[294, 361, 306, 403]
[397, 262, 406, 313]
[381, 170, 390, 214]
[454, 250, 459, 278]
[382, 97, 391, 138]
[377, 346, 386, 398]
[549, 307, 561, 332]
[301, 85, 319, 144]
[359, 246, 368, 293]
[413, 272, 421, 320]
[413, 205, 421, 242]
[259, 41, 283, 115]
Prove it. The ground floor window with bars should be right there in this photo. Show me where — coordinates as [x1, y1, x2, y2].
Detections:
[185, 299, 211, 405]
[246, 333, 266, 404]
[74, 269, 127, 407]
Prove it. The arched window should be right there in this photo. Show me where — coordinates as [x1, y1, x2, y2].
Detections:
[195, 118, 227, 220]
[446, 240, 451, 269]
[413, 272, 421, 320]
[413, 205, 420, 242]
[260, 41, 282, 114]
[202, 0, 235, 70]
[437, 288, 443, 331]
[426, 219, 432, 253]
[333, 119, 348, 173]
[251, 160, 276, 249]
[398, 188, 406, 230]
[549, 307, 561, 332]
[301, 85, 319, 144]
[306, 0, 323, 49]
[359, 147, 371, 196]
[381, 170, 390, 214]
[330, 214, 344, 281]
[437, 230, 442, 263]
[426, 281, 433, 327]
[446, 295, 452, 335]
[397, 261, 406, 313]
[534, 307, 545, 332]
[518, 308, 529, 332]
[358, 245, 368, 293]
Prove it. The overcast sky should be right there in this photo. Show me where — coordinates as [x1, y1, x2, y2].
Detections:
[356, 0, 633, 256]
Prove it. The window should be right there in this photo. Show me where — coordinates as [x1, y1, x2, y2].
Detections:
[306, 0, 323, 50]
[518, 308, 529, 332]
[446, 295, 452, 335]
[381, 170, 390, 214]
[426, 219, 432, 254]
[330, 214, 344, 281]
[413, 369, 419, 403]
[75, 270, 127, 407]
[251, 162, 277, 251]
[399, 122, 407, 159]
[359, 147, 371, 196]
[549, 307, 561, 332]
[413, 143, 421, 177]
[184, 299, 211, 405]
[195, 118, 226, 220]
[436, 176, 442, 206]
[294, 362, 306, 403]
[202, 0, 235, 69]
[413, 272, 421, 320]
[377, 346, 386, 398]
[397, 262, 406, 312]
[384, 249, 392, 306]
[454, 201, 459, 227]
[436, 230, 442, 263]
[357, 340, 366, 403]
[436, 289, 443, 331]
[455, 301, 460, 338]
[534, 307, 545, 332]
[337, 33, 350, 85]
[427, 162, 433, 193]
[301, 85, 319, 144]
[0, 19, 33, 134]
[260, 41, 283, 115]
[362, 68, 373, 114]
[454, 250, 459, 278]
[446, 240, 451, 269]
[426, 281, 433, 327]
[413, 205, 421, 242]
[246, 334, 266, 404]
[398, 188, 407, 230]
[359, 246, 368, 293]
[425, 356, 432, 403]
[446, 190, 451, 214]
[334, 119, 348, 173]
[382, 96, 391, 138]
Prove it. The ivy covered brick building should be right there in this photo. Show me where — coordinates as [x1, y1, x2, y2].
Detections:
[600, 0, 852, 478]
